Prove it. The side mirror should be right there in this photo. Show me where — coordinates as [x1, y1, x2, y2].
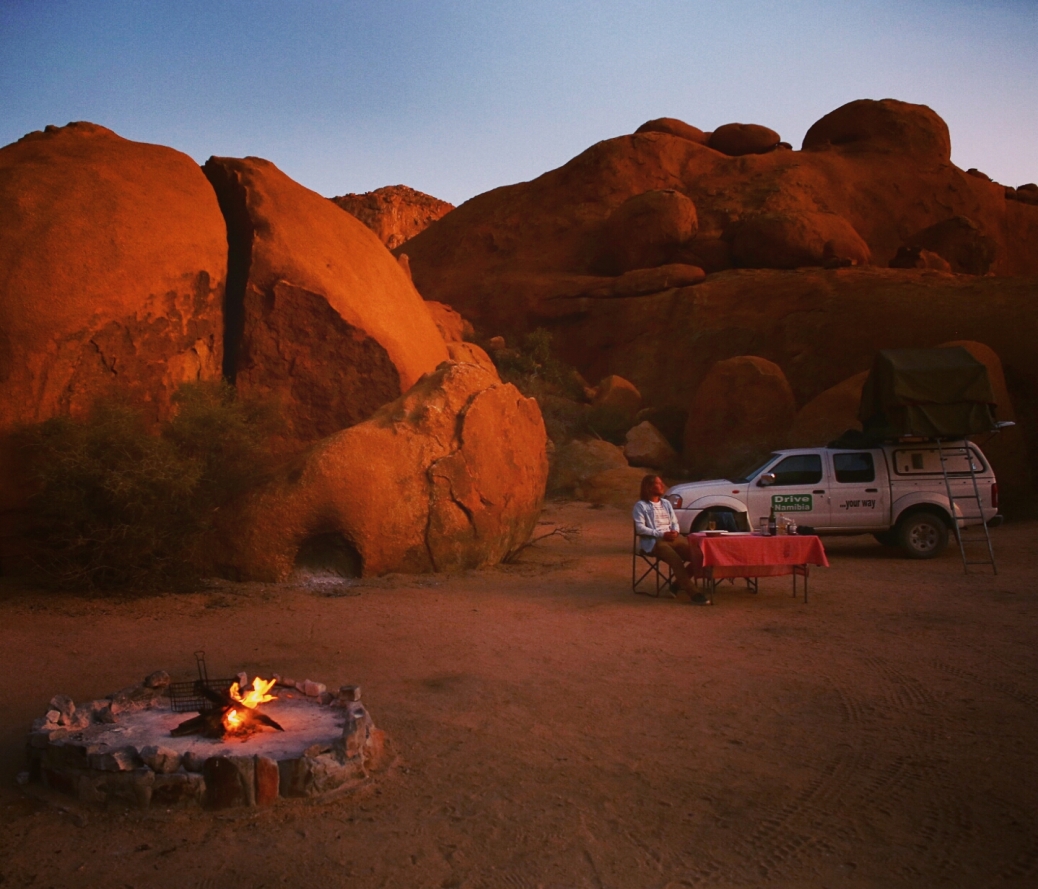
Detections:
[757, 472, 776, 487]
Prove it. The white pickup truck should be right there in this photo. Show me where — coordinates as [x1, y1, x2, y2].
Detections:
[664, 441, 1001, 559]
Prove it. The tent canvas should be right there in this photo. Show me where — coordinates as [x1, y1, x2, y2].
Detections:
[858, 347, 997, 439]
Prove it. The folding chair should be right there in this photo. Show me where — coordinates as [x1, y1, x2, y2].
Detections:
[632, 532, 676, 596]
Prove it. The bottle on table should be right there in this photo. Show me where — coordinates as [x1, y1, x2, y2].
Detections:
[767, 506, 777, 536]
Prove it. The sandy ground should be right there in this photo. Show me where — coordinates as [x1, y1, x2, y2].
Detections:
[1, 500, 1036, 889]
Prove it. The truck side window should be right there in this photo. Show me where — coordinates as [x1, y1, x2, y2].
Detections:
[770, 454, 823, 486]
[833, 452, 875, 484]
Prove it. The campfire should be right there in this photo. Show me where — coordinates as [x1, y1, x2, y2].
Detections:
[171, 676, 284, 739]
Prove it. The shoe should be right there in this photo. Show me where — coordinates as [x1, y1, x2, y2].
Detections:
[690, 593, 713, 606]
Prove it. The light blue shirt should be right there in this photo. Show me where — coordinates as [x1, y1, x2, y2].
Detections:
[632, 498, 679, 553]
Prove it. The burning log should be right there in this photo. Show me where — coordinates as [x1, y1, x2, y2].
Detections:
[171, 677, 284, 739]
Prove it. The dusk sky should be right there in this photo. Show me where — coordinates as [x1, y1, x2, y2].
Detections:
[2, 1, 1036, 206]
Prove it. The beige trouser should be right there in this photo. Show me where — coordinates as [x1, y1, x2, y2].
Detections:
[650, 538, 694, 593]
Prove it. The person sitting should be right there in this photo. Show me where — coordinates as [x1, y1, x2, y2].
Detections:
[632, 475, 712, 605]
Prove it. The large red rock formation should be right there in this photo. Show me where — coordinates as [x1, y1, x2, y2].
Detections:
[0, 122, 226, 432]
[402, 98, 1038, 339]
[204, 157, 450, 443]
[213, 362, 548, 580]
[332, 185, 454, 249]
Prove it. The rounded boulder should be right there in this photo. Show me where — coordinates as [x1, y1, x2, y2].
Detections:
[683, 356, 796, 478]
[213, 362, 548, 580]
[0, 122, 226, 432]
[802, 98, 951, 163]
[729, 211, 871, 269]
[634, 118, 710, 145]
[707, 123, 781, 157]
[599, 189, 698, 274]
[203, 157, 449, 444]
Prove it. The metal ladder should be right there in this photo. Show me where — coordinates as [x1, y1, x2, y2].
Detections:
[937, 440, 997, 574]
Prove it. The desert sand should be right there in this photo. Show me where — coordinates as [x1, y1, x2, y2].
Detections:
[1, 500, 1036, 888]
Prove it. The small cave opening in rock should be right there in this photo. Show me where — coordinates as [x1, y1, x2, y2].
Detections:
[293, 532, 363, 580]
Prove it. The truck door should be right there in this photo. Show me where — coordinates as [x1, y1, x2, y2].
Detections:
[827, 450, 889, 530]
[747, 453, 832, 530]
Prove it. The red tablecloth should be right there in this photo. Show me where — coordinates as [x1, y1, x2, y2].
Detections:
[687, 532, 829, 579]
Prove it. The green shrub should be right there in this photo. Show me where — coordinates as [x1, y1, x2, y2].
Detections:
[17, 381, 281, 590]
[489, 328, 586, 401]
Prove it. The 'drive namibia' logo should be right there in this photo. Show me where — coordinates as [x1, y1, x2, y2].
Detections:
[771, 494, 813, 512]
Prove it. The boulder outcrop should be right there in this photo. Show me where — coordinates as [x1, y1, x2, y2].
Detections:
[899, 216, 997, 275]
[598, 189, 698, 274]
[214, 362, 548, 580]
[683, 357, 796, 479]
[332, 185, 454, 250]
[403, 98, 1038, 343]
[548, 438, 629, 497]
[203, 157, 449, 444]
[802, 98, 951, 163]
[729, 211, 871, 269]
[624, 422, 680, 471]
[889, 246, 953, 272]
[634, 118, 709, 145]
[0, 122, 226, 432]
[707, 123, 782, 156]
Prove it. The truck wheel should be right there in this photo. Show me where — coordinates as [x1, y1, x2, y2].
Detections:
[692, 508, 742, 532]
[873, 530, 898, 547]
[897, 511, 949, 559]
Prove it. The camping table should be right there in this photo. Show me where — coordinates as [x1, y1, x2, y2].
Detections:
[687, 532, 829, 602]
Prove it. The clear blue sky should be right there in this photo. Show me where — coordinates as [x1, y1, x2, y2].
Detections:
[2, 0, 1035, 206]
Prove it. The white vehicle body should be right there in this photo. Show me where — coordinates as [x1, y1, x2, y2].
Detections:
[665, 441, 1000, 557]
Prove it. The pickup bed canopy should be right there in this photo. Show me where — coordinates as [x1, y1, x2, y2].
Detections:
[858, 347, 997, 439]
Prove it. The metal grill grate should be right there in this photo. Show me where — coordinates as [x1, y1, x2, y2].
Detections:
[167, 651, 236, 713]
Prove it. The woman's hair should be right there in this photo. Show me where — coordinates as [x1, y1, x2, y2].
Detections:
[639, 474, 662, 502]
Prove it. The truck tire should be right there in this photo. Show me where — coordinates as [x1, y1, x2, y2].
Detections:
[691, 508, 742, 532]
[897, 511, 949, 559]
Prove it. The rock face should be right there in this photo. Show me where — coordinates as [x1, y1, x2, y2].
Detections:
[0, 122, 226, 432]
[203, 157, 449, 444]
[331, 185, 454, 250]
[683, 357, 796, 479]
[214, 362, 548, 580]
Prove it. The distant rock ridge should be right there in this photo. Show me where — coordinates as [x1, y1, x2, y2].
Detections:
[331, 185, 454, 249]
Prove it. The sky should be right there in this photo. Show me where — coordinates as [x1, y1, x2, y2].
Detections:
[1, 0, 1036, 206]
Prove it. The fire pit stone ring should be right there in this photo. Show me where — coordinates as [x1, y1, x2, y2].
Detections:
[24, 672, 388, 810]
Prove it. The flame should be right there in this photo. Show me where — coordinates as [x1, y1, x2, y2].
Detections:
[224, 708, 243, 730]
[229, 676, 277, 710]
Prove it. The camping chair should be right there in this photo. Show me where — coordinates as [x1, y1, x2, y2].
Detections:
[632, 532, 676, 596]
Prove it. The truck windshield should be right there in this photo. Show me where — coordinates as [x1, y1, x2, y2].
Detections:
[727, 454, 779, 484]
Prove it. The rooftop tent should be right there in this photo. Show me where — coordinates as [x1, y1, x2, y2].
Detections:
[858, 347, 997, 439]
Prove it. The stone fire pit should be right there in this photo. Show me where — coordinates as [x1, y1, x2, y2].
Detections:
[26, 671, 388, 809]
